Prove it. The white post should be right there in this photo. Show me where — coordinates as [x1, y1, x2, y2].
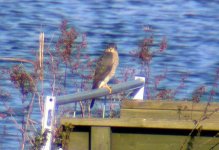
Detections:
[133, 76, 145, 100]
[41, 96, 56, 150]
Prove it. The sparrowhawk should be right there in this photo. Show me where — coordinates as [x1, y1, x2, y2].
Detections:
[90, 44, 119, 108]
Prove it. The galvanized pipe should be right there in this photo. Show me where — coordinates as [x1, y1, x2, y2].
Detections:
[56, 79, 144, 106]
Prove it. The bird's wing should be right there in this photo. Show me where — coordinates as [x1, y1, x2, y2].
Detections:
[92, 52, 114, 89]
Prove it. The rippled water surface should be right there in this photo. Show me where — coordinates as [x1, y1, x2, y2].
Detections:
[0, 0, 219, 149]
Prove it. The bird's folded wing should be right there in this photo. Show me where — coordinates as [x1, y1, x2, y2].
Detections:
[92, 52, 114, 89]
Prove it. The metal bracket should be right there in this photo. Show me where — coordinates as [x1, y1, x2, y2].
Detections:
[133, 76, 145, 100]
[41, 96, 56, 150]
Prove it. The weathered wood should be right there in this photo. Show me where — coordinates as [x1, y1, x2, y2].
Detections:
[65, 130, 219, 150]
[120, 100, 219, 130]
[91, 127, 111, 150]
[121, 100, 219, 111]
[60, 100, 219, 149]
[66, 132, 89, 150]
[61, 118, 219, 131]
[112, 133, 219, 150]
[120, 109, 219, 121]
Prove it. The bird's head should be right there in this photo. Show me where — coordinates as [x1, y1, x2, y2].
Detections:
[105, 43, 117, 52]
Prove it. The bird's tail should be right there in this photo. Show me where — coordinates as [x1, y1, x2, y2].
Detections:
[91, 84, 97, 108]
[90, 99, 95, 108]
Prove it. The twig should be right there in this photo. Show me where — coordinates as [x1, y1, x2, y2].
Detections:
[79, 101, 84, 118]
[0, 57, 35, 66]
[179, 107, 219, 150]
[29, 118, 38, 133]
[179, 120, 200, 150]
[10, 114, 24, 133]
[45, 34, 57, 96]
[38, 32, 45, 114]
[21, 93, 36, 150]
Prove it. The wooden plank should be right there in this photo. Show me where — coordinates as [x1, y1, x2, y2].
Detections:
[121, 100, 219, 111]
[112, 133, 219, 150]
[61, 118, 219, 131]
[121, 109, 219, 121]
[60, 100, 219, 149]
[63, 131, 219, 150]
[91, 127, 111, 150]
[66, 132, 89, 150]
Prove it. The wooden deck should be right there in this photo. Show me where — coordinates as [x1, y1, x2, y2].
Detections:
[60, 100, 219, 150]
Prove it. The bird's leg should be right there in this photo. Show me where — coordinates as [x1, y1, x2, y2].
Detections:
[103, 84, 112, 94]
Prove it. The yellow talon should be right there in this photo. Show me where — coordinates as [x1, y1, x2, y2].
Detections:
[104, 84, 112, 94]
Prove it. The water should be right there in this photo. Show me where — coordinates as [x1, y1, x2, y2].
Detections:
[0, 0, 219, 149]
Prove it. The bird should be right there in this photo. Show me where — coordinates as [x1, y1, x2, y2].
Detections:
[90, 44, 119, 108]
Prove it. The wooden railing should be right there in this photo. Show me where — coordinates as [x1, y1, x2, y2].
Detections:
[60, 100, 219, 150]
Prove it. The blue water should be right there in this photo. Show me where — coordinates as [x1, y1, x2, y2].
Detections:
[0, 0, 219, 149]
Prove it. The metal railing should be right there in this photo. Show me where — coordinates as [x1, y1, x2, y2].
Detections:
[56, 79, 145, 106]
[42, 77, 145, 150]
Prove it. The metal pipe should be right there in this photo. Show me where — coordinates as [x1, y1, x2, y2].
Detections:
[56, 79, 144, 106]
